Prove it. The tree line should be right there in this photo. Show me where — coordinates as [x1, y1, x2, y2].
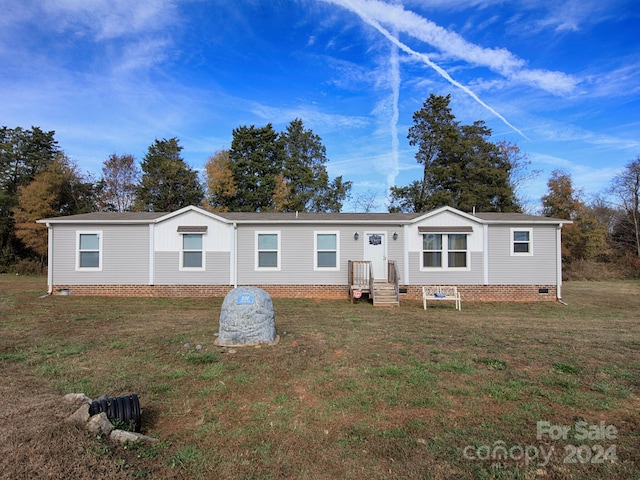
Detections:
[2, 94, 639, 275]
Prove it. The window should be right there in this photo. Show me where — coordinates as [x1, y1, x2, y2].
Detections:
[257, 232, 280, 269]
[423, 234, 442, 268]
[448, 234, 467, 267]
[77, 232, 102, 270]
[182, 233, 204, 269]
[512, 229, 532, 255]
[315, 232, 339, 270]
[422, 233, 468, 269]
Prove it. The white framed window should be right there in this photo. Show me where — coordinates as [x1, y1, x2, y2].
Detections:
[511, 229, 533, 256]
[421, 233, 468, 270]
[423, 234, 443, 268]
[181, 233, 204, 270]
[448, 234, 468, 267]
[315, 232, 339, 270]
[76, 231, 102, 271]
[256, 232, 280, 270]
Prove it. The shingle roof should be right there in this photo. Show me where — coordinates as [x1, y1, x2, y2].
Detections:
[216, 212, 421, 222]
[37, 206, 569, 225]
[38, 212, 167, 223]
[473, 212, 570, 223]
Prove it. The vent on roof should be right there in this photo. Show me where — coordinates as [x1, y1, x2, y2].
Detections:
[177, 226, 208, 233]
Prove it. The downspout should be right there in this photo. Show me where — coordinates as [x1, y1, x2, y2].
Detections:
[148, 224, 155, 285]
[556, 224, 565, 303]
[483, 224, 489, 285]
[46, 222, 53, 295]
[403, 225, 409, 287]
[232, 222, 238, 288]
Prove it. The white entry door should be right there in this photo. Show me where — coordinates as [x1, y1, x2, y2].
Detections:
[364, 233, 387, 281]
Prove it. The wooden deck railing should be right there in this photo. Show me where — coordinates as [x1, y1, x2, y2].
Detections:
[348, 260, 374, 303]
[388, 260, 399, 299]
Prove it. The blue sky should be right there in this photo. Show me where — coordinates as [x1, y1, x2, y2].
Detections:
[1, 0, 639, 212]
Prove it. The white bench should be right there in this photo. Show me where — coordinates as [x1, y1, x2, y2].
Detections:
[422, 285, 461, 311]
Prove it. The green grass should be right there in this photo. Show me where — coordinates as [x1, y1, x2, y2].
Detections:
[1, 275, 639, 479]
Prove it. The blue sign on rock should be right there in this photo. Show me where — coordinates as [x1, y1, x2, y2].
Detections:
[237, 293, 255, 305]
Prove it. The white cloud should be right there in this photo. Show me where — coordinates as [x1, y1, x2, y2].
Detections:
[40, 0, 178, 40]
[323, 0, 578, 95]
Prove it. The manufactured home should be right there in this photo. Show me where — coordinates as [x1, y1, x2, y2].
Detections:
[37, 205, 570, 305]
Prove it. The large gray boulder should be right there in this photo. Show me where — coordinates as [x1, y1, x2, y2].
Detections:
[216, 286, 278, 346]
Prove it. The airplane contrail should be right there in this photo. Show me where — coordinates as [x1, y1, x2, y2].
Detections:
[328, 0, 529, 139]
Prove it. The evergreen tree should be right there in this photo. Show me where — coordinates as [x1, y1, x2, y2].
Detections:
[135, 138, 203, 212]
[280, 118, 350, 212]
[208, 120, 351, 212]
[389, 94, 519, 213]
[226, 124, 282, 212]
[0, 126, 59, 268]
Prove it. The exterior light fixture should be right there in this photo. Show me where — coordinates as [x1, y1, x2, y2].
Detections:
[393, 232, 398, 240]
[354, 232, 359, 240]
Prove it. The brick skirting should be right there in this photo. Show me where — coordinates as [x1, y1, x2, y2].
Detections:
[52, 284, 558, 302]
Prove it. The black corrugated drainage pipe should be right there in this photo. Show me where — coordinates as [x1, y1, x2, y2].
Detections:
[89, 394, 141, 432]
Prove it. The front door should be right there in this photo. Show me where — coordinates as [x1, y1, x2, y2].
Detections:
[364, 233, 387, 281]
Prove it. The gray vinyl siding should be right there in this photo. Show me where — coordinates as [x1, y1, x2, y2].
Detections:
[487, 225, 557, 284]
[236, 224, 405, 286]
[52, 224, 149, 285]
[154, 251, 230, 285]
[408, 251, 484, 285]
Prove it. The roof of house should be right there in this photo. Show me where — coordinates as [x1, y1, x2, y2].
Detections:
[37, 206, 570, 225]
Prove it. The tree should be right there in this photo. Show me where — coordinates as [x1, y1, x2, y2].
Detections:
[202, 149, 237, 212]
[541, 169, 608, 262]
[389, 94, 519, 213]
[352, 189, 380, 213]
[97, 153, 140, 212]
[227, 124, 282, 212]
[0, 126, 59, 268]
[279, 118, 350, 212]
[135, 138, 203, 212]
[13, 153, 95, 260]
[207, 120, 351, 212]
[541, 169, 582, 219]
[497, 140, 540, 212]
[389, 94, 457, 212]
[609, 157, 640, 257]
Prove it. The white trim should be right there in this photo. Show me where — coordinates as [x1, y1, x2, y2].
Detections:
[314, 231, 340, 271]
[75, 231, 103, 271]
[179, 232, 205, 271]
[255, 231, 281, 271]
[511, 228, 533, 256]
[419, 232, 470, 271]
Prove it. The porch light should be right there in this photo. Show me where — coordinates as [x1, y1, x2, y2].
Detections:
[393, 232, 398, 240]
[354, 232, 359, 240]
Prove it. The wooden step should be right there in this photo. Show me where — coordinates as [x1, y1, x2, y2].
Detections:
[372, 282, 399, 307]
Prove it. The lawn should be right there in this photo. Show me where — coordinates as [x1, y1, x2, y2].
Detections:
[0, 275, 638, 479]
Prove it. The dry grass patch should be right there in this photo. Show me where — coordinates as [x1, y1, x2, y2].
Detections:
[1, 275, 639, 479]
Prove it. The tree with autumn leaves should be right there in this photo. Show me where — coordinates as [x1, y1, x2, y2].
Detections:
[203, 119, 351, 213]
